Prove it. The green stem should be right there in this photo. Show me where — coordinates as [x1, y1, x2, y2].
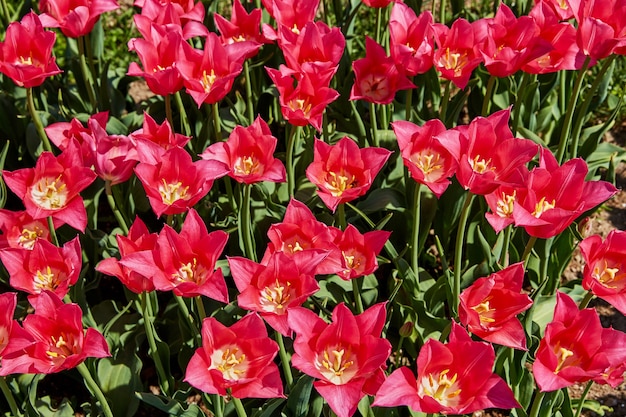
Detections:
[574, 381, 593, 417]
[275, 331, 294, 388]
[555, 56, 591, 163]
[195, 296, 207, 321]
[439, 80, 451, 126]
[481, 75, 496, 116]
[174, 294, 201, 340]
[521, 236, 538, 267]
[84, 33, 99, 86]
[286, 125, 300, 198]
[76, 362, 114, 417]
[140, 292, 171, 395]
[26, 87, 52, 153]
[243, 60, 255, 123]
[375, 6, 382, 47]
[47, 216, 59, 246]
[0, 377, 21, 417]
[239, 183, 257, 261]
[411, 183, 422, 276]
[452, 193, 475, 317]
[212, 102, 222, 142]
[499, 224, 513, 267]
[352, 277, 364, 314]
[174, 91, 191, 136]
[105, 181, 129, 234]
[528, 391, 546, 417]
[77, 36, 98, 111]
[395, 336, 405, 368]
[232, 397, 248, 417]
[213, 394, 224, 417]
[369, 102, 379, 147]
[579, 291, 594, 310]
[350, 101, 369, 147]
[512, 72, 531, 137]
[336, 203, 347, 230]
[0, 0, 10, 28]
[439, 0, 446, 23]
[405, 81, 413, 121]
[322, 110, 329, 143]
[164, 94, 173, 128]
[569, 55, 617, 159]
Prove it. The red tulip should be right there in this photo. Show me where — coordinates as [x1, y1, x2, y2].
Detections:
[96, 217, 157, 294]
[214, 0, 268, 59]
[229, 251, 324, 336]
[134, 146, 228, 217]
[0, 293, 33, 361]
[201, 116, 286, 184]
[288, 303, 391, 417]
[278, 21, 345, 74]
[569, 0, 626, 59]
[3, 140, 97, 232]
[393, 119, 457, 197]
[350, 37, 415, 104]
[45, 111, 108, 167]
[38, 0, 119, 38]
[130, 112, 191, 164]
[389, 5, 434, 76]
[0, 291, 110, 375]
[328, 224, 390, 280]
[579, 230, 626, 315]
[0, 237, 81, 300]
[261, 0, 319, 40]
[135, 0, 205, 32]
[305, 137, 392, 212]
[374, 322, 519, 414]
[89, 118, 138, 185]
[0, 209, 51, 250]
[0, 12, 62, 88]
[459, 263, 533, 350]
[533, 292, 626, 391]
[534, 0, 574, 20]
[184, 313, 284, 398]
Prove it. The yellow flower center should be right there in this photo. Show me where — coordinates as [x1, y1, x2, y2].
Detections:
[496, 191, 516, 218]
[158, 179, 189, 205]
[469, 155, 494, 174]
[471, 297, 496, 324]
[19, 55, 33, 66]
[172, 258, 208, 285]
[438, 49, 468, 77]
[532, 197, 556, 218]
[324, 171, 356, 198]
[18, 226, 45, 250]
[554, 346, 575, 374]
[210, 346, 247, 381]
[260, 279, 293, 314]
[201, 69, 217, 93]
[46, 334, 75, 359]
[34, 266, 62, 292]
[592, 260, 625, 288]
[233, 155, 260, 176]
[420, 369, 462, 406]
[287, 98, 312, 118]
[411, 150, 445, 182]
[30, 176, 69, 210]
[315, 345, 357, 385]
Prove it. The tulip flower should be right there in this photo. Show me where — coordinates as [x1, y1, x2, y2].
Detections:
[533, 292, 626, 391]
[389, 5, 434, 76]
[534, 0, 574, 20]
[134, 146, 228, 217]
[185, 313, 284, 398]
[328, 224, 390, 280]
[229, 251, 325, 336]
[393, 119, 457, 198]
[0, 291, 110, 375]
[459, 263, 533, 350]
[130, 112, 191, 164]
[305, 137, 392, 212]
[214, 0, 268, 59]
[262, 198, 342, 275]
[135, 0, 205, 29]
[120, 209, 229, 301]
[278, 21, 345, 74]
[200, 117, 286, 184]
[176, 33, 244, 107]
[373, 322, 519, 414]
[38, 0, 119, 38]
[569, 0, 626, 59]
[0, 237, 82, 300]
[45, 111, 108, 167]
[96, 217, 157, 294]
[0, 210, 51, 250]
[261, 0, 319, 40]
[350, 37, 415, 105]
[3, 140, 97, 232]
[362, 0, 394, 7]
[288, 303, 391, 417]
[0, 293, 33, 360]
[512, 147, 617, 239]
[436, 108, 538, 195]
[0, 12, 62, 88]
[579, 230, 626, 315]
[89, 118, 138, 185]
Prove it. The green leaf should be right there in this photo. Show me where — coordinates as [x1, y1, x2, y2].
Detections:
[33, 396, 74, 417]
[252, 398, 286, 417]
[286, 375, 314, 417]
[97, 349, 142, 417]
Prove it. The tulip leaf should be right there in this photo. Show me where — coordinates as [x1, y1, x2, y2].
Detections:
[97, 349, 142, 417]
[286, 375, 314, 417]
[253, 398, 286, 417]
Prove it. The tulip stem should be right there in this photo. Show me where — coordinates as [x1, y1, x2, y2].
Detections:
[574, 381, 593, 417]
[452, 193, 474, 317]
[275, 330, 294, 389]
[481, 75, 496, 116]
[528, 390, 545, 417]
[337, 203, 347, 230]
[174, 294, 201, 340]
[243, 60, 255, 124]
[239, 183, 257, 261]
[521, 236, 538, 267]
[164, 94, 173, 128]
[411, 183, 422, 277]
[570, 55, 617, 159]
[579, 291, 594, 310]
[499, 224, 513, 267]
[212, 102, 222, 142]
[369, 102, 379, 147]
[322, 110, 330, 143]
[26, 88, 53, 153]
[213, 394, 224, 417]
[0, 0, 10, 28]
[352, 278, 364, 314]
[195, 296, 207, 321]
[174, 92, 191, 136]
[439, 80, 451, 125]
[0, 377, 21, 417]
[140, 291, 171, 396]
[47, 216, 59, 246]
[555, 56, 591, 164]
[286, 125, 300, 198]
[77, 36, 98, 111]
[405, 82, 413, 121]
[350, 101, 368, 148]
[105, 181, 129, 235]
[512, 72, 531, 137]
[76, 362, 113, 417]
[232, 397, 248, 417]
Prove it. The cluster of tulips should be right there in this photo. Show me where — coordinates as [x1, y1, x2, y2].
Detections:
[0, 0, 625, 416]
